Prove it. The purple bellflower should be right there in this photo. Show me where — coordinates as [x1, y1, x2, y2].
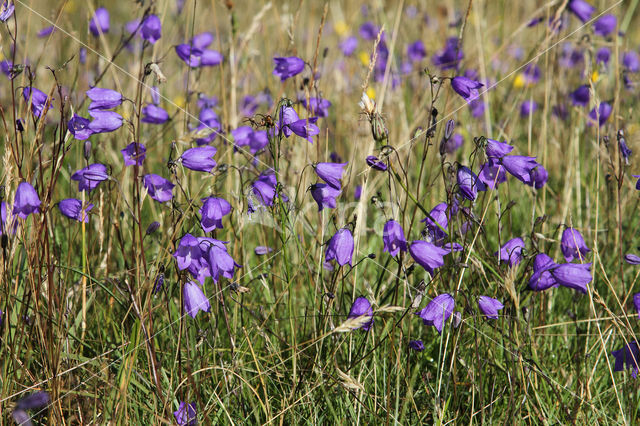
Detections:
[560, 227, 591, 262]
[183, 281, 210, 318]
[310, 183, 341, 211]
[593, 14, 616, 37]
[86, 87, 122, 110]
[71, 164, 108, 192]
[451, 76, 483, 103]
[181, 146, 217, 173]
[625, 254, 640, 265]
[0, 1, 14, 22]
[141, 14, 161, 44]
[315, 162, 347, 189]
[143, 174, 174, 202]
[58, 198, 94, 223]
[612, 342, 640, 378]
[382, 220, 407, 257]
[200, 197, 231, 232]
[347, 297, 374, 331]
[569, 85, 590, 106]
[366, 156, 387, 171]
[408, 340, 425, 351]
[529, 253, 559, 291]
[416, 293, 455, 334]
[120, 142, 146, 166]
[478, 296, 504, 319]
[273, 56, 305, 81]
[301, 97, 331, 117]
[13, 182, 41, 219]
[340, 36, 358, 56]
[174, 401, 197, 425]
[421, 202, 449, 245]
[407, 40, 427, 63]
[634, 293, 640, 319]
[588, 102, 612, 127]
[568, 0, 595, 23]
[432, 38, 463, 70]
[89, 7, 110, 36]
[457, 165, 486, 201]
[68, 115, 93, 140]
[409, 240, 449, 275]
[23, 87, 50, 118]
[325, 228, 354, 266]
[141, 104, 169, 124]
[495, 237, 525, 267]
[88, 110, 123, 133]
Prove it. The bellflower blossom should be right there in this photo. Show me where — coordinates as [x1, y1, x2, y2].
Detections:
[382, 220, 407, 257]
[325, 228, 354, 266]
[416, 294, 455, 334]
[347, 297, 374, 331]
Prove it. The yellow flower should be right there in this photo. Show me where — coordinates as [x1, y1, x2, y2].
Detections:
[358, 51, 370, 66]
[173, 95, 186, 109]
[513, 73, 526, 89]
[334, 21, 349, 37]
[591, 70, 599, 83]
[366, 87, 376, 100]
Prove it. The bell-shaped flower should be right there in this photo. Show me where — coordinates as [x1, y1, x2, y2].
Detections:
[143, 174, 174, 202]
[310, 183, 341, 211]
[141, 104, 169, 124]
[174, 401, 197, 425]
[86, 87, 122, 110]
[273, 56, 305, 81]
[120, 142, 146, 166]
[416, 293, 455, 334]
[68, 115, 93, 140]
[451, 76, 483, 103]
[457, 165, 486, 201]
[183, 281, 210, 318]
[89, 7, 110, 36]
[71, 163, 108, 192]
[550, 262, 592, 293]
[528, 253, 558, 291]
[200, 197, 231, 232]
[325, 228, 354, 266]
[409, 240, 449, 275]
[58, 198, 94, 223]
[478, 296, 504, 319]
[612, 342, 640, 379]
[560, 227, 590, 262]
[495, 237, 525, 267]
[382, 219, 407, 257]
[140, 14, 161, 44]
[315, 162, 347, 189]
[181, 146, 217, 173]
[13, 182, 41, 219]
[347, 297, 374, 331]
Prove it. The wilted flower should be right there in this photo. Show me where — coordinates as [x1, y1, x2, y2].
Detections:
[457, 165, 486, 201]
[409, 240, 449, 274]
[174, 401, 197, 425]
[141, 104, 169, 124]
[71, 164, 108, 192]
[200, 197, 231, 232]
[612, 342, 640, 378]
[183, 281, 210, 318]
[120, 142, 146, 166]
[68, 115, 93, 140]
[561, 227, 590, 262]
[416, 293, 455, 334]
[255, 246, 273, 255]
[273, 56, 305, 81]
[347, 297, 374, 331]
[593, 14, 616, 36]
[13, 182, 41, 219]
[366, 155, 387, 171]
[58, 199, 94, 223]
[310, 183, 341, 211]
[315, 162, 347, 189]
[89, 7, 110, 36]
[588, 102, 612, 127]
[181, 146, 217, 173]
[451, 76, 483, 103]
[143, 174, 174, 202]
[569, 85, 590, 106]
[382, 220, 407, 257]
[408, 340, 424, 351]
[568, 0, 595, 23]
[325, 228, 354, 266]
[478, 296, 504, 319]
[495, 237, 525, 267]
[87, 87, 122, 110]
[141, 14, 161, 44]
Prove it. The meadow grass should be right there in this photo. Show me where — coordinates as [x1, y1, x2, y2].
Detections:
[1, 0, 640, 424]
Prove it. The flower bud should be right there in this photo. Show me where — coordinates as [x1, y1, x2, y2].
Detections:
[370, 112, 388, 143]
[445, 119, 455, 140]
[84, 141, 92, 161]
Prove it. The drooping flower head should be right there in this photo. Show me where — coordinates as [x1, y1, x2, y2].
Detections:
[181, 146, 217, 173]
[58, 198, 94, 223]
[416, 293, 455, 334]
[0, 1, 14, 22]
[409, 240, 449, 275]
[141, 104, 169, 124]
[120, 142, 146, 166]
[174, 401, 197, 425]
[315, 162, 347, 189]
[593, 14, 617, 37]
[457, 165, 486, 201]
[13, 182, 41, 219]
[140, 14, 162, 44]
[451, 76, 483, 103]
[301, 97, 331, 117]
[382, 220, 407, 257]
[88, 110, 122, 133]
[200, 197, 231, 232]
[432, 37, 463, 70]
[408, 340, 425, 351]
[143, 174, 174, 202]
[421, 202, 449, 245]
[634, 293, 640, 319]
[366, 156, 387, 171]
[588, 102, 612, 127]
[347, 297, 374, 331]
[310, 183, 341, 211]
[273, 56, 305, 81]
[495, 237, 525, 267]
[183, 281, 210, 318]
[550, 262, 592, 293]
[23, 87, 50, 117]
[68, 115, 93, 140]
[612, 342, 640, 379]
[568, 0, 595, 23]
[86, 87, 122, 110]
[560, 227, 591, 262]
[407, 40, 427, 63]
[569, 85, 590, 106]
[325, 228, 354, 266]
[478, 296, 504, 319]
[71, 164, 108, 192]
[89, 7, 110, 36]
[529, 253, 559, 291]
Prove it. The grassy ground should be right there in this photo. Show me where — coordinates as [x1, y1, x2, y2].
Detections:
[1, 0, 640, 424]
